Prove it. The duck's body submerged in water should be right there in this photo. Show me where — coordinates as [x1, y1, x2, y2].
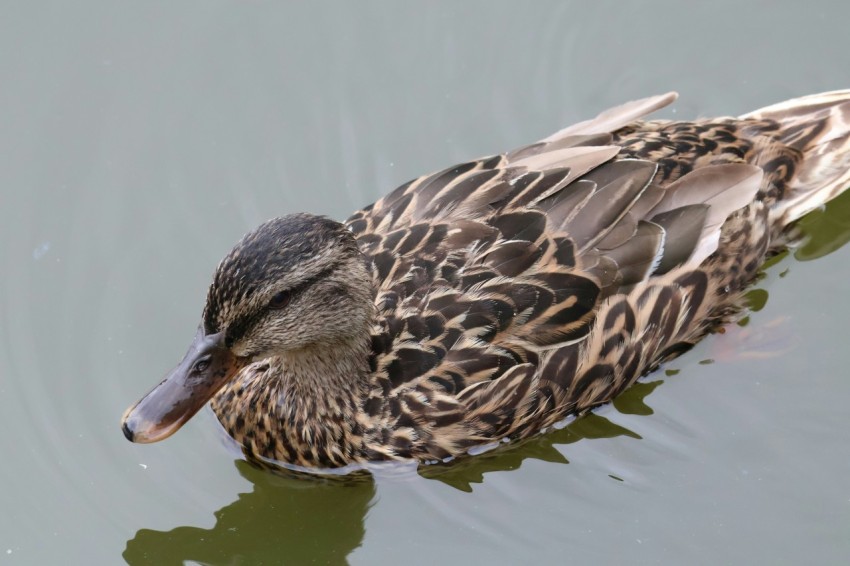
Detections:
[122, 91, 850, 471]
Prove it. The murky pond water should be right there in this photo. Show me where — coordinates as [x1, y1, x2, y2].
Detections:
[2, 2, 849, 564]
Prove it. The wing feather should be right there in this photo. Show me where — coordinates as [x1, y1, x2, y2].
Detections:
[342, 92, 789, 457]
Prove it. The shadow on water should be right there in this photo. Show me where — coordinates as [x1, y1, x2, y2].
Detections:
[794, 185, 850, 261]
[122, 187, 850, 564]
[123, 461, 376, 566]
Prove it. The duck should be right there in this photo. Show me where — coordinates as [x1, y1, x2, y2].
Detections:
[122, 90, 850, 471]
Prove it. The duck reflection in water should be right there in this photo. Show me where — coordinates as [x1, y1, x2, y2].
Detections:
[124, 381, 660, 564]
[123, 460, 376, 566]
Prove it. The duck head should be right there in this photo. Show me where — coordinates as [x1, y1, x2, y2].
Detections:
[121, 213, 374, 443]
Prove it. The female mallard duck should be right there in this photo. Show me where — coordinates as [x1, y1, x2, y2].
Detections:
[122, 91, 850, 470]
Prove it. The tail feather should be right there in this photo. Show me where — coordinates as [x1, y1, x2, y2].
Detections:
[744, 90, 850, 223]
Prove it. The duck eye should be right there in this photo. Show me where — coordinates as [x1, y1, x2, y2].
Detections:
[268, 290, 292, 310]
[193, 357, 211, 373]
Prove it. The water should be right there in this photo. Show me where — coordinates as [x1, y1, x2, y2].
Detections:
[2, 1, 849, 564]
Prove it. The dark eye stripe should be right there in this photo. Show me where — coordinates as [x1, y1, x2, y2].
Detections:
[288, 263, 339, 297]
[224, 262, 341, 347]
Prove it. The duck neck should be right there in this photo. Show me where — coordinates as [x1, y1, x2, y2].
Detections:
[278, 335, 372, 408]
[218, 334, 373, 468]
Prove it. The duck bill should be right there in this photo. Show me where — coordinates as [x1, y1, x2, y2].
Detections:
[121, 326, 243, 444]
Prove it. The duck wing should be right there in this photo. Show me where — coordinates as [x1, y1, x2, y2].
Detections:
[347, 94, 769, 455]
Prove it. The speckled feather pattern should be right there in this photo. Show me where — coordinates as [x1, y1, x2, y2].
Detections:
[208, 92, 850, 470]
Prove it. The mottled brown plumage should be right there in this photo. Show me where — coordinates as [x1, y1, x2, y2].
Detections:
[122, 91, 850, 473]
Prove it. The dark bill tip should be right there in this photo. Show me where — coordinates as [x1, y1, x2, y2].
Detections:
[121, 326, 244, 444]
[122, 420, 135, 442]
